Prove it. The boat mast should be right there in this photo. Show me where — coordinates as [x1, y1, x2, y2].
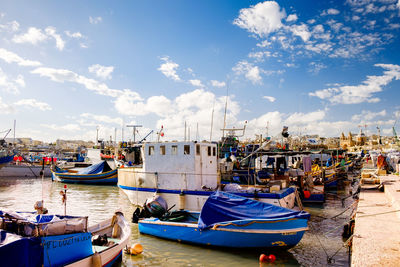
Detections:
[13, 119, 16, 146]
[210, 100, 215, 142]
[222, 86, 228, 138]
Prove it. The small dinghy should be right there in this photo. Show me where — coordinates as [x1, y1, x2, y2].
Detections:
[138, 191, 310, 248]
[0, 210, 130, 267]
[51, 161, 118, 185]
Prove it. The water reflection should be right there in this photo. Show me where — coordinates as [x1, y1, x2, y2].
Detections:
[0, 177, 353, 266]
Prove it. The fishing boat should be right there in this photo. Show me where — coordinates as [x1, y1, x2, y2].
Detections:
[52, 161, 117, 185]
[0, 210, 131, 267]
[138, 191, 310, 249]
[0, 146, 14, 170]
[118, 141, 297, 211]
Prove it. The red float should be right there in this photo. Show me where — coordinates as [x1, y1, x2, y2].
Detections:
[303, 190, 311, 199]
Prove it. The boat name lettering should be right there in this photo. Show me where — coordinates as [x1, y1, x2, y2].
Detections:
[44, 233, 91, 250]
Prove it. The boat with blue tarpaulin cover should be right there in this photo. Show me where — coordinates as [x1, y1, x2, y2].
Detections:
[138, 191, 310, 248]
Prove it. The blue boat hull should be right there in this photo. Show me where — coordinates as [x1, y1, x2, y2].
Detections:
[52, 168, 118, 185]
[0, 155, 14, 168]
[139, 217, 308, 248]
[302, 193, 325, 204]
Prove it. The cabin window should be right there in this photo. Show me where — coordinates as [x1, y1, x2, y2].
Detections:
[172, 145, 178, 155]
[149, 146, 154, 156]
[213, 147, 216, 156]
[160, 145, 166, 155]
[196, 144, 200, 155]
[184, 145, 190, 155]
[208, 146, 211, 156]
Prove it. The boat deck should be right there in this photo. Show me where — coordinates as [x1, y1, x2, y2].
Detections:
[351, 174, 400, 266]
[92, 237, 120, 253]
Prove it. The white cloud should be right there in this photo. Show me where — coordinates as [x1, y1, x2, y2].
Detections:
[114, 88, 241, 141]
[14, 98, 52, 111]
[245, 111, 284, 138]
[244, 109, 357, 138]
[65, 31, 83, 38]
[12, 27, 47, 45]
[322, 8, 340, 16]
[0, 20, 19, 32]
[146, 95, 173, 117]
[308, 62, 327, 74]
[31, 67, 121, 97]
[286, 14, 298, 22]
[88, 64, 114, 80]
[0, 68, 24, 94]
[233, 0, 399, 62]
[310, 64, 400, 104]
[248, 51, 277, 61]
[15, 75, 25, 88]
[285, 110, 326, 125]
[114, 90, 146, 116]
[189, 79, 204, 87]
[89, 16, 102, 24]
[351, 110, 386, 122]
[0, 48, 42, 66]
[113, 93, 172, 117]
[0, 96, 14, 114]
[263, 96, 276, 102]
[80, 113, 123, 125]
[289, 23, 311, 42]
[41, 123, 80, 131]
[12, 26, 66, 51]
[158, 56, 181, 81]
[233, 61, 262, 84]
[233, 1, 286, 37]
[45, 26, 65, 51]
[210, 80, 226, 87]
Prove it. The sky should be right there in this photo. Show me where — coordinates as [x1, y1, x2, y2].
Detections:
[1, 0, 400, 143]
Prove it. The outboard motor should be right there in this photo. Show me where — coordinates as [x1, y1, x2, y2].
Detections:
[145, 195, 168, 217]
[132, 195, 168, 223]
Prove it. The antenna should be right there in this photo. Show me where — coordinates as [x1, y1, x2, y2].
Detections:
[210, 100, 215, 142]
[96, 126, 99, 144]
[13, 120, 16, 146]
[196, 123, 199, 141]
[126, 125, 142, 143]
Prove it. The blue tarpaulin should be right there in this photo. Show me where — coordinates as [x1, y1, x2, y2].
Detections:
[0, 230, 42, 267]
[198, 191, 310, 229]
[0, 154, 13, 164]
[77, 161, 111, 174]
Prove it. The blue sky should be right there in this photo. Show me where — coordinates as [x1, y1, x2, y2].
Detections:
[1, 0, 400, 142]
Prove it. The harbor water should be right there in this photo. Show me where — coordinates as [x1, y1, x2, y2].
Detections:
[0, 177, 355, 266]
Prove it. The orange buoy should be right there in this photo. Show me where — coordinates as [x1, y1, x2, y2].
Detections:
[129, 243, 143, 255]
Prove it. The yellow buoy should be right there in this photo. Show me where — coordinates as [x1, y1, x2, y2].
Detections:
[129, 243, 143, 255]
